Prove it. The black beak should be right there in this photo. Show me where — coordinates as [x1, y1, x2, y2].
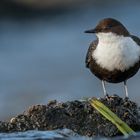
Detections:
[84, 28, 96, 33]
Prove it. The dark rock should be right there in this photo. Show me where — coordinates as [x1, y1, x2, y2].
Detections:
[0, 95, 140, 137]
[9, 114, 34, 132]
[0, 121, 9, 132]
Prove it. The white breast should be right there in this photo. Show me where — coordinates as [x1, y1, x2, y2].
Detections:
[92, 32, 140, 71]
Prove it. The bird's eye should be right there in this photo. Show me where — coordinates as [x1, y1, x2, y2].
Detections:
[107, 25, 113, 29]
[104, 25, 113, 29]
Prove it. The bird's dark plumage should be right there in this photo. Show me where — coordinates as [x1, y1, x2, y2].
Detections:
[85, 40, 98, 68]
[131, 35, 140, 46]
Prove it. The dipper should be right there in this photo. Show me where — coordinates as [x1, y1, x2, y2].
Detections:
[85, 18, 140, 97]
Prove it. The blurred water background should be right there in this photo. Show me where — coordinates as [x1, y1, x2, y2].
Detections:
[0, 0, 140, 120]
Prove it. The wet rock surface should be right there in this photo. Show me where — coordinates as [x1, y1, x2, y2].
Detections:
[0, 95, 140, 137]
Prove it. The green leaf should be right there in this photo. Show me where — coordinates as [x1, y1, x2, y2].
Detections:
[89, 98, 135, 136]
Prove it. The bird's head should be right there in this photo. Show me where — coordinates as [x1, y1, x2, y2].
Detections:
[85, 18, 130, 37]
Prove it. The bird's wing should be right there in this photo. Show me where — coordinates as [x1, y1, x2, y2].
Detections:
[130, 35, 140, 46]
[85, 40, 98, 68]
[131, 35, 140, 64]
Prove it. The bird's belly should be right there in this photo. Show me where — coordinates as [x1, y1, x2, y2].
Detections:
[92, 36, 140, 72]
[89, 59, 140, 83]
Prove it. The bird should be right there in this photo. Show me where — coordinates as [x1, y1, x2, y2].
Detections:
[85, 18, 140, 98]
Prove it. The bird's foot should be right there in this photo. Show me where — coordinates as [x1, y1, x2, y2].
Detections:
[124, 96, 129, 101]
[104, 93, 109, 99]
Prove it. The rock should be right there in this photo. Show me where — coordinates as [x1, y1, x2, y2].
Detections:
[0, 95, 140, 137]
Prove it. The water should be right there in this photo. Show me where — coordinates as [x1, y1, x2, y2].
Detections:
[0, 129, 139, 140]
[0, 1, 140, 120]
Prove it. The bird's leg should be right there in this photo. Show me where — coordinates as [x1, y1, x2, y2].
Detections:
[101, 80, 108, 97]
[124, 80, 129, 98]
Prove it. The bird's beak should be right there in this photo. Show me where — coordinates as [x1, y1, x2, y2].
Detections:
[84, 28, 96, 33]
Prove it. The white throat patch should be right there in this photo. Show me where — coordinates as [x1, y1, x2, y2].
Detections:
[92, 32, 140, 71]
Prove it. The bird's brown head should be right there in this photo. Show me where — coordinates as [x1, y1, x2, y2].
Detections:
[85, 18, 130, 36]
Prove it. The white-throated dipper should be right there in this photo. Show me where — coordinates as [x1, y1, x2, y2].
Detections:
[85, 18, 140, 97]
